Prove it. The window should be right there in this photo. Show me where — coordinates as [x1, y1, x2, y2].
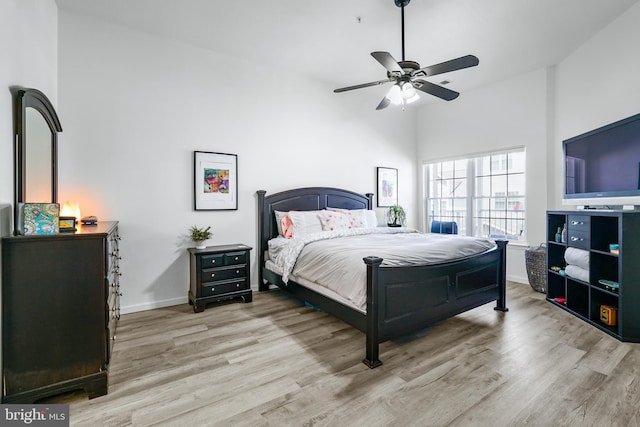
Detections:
[426, 149, 526, 241]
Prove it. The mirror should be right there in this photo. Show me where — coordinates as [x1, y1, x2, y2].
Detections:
[25, 108, 53, 202]
[11, 87, 63, 235]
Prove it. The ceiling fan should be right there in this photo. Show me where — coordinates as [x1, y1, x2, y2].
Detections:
[334, 0, 479, 110]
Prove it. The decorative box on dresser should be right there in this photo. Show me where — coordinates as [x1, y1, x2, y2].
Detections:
[188, 244, 252, 312]
[546, 210, 640, 341]
[1, 221, 121, 403]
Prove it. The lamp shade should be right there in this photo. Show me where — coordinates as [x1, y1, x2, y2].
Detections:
[60, 201, 81, 219]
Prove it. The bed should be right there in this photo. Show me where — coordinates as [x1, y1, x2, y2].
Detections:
[257, 187, 508, 368]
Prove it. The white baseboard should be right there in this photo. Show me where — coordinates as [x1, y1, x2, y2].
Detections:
[120, 284, 262, 314]
[507, 274, 529, 285]
[120, 296, 188, 315]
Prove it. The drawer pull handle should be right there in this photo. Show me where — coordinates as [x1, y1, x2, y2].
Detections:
[212, 288, 215, 292]
[571, 221, 584, 225]
[211, 260, 216, 264]
[234, 256, 239, 261]
[570, 236, 583, 242]
[211, 273, 215, 278]
[236, 284, 240, 287]
[236, 270, 240, 274]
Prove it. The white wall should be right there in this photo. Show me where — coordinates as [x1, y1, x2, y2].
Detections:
[416, 69, 550, 284]
[0, 0, 58, 236]
[58, 10, 417, 313]
[553, 2, 640, 208]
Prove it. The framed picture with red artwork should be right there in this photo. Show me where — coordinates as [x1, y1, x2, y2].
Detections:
[193, 151, 238, 210]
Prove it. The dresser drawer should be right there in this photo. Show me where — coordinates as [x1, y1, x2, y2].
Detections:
[568, 229, 590, 249]
[568, 215, 590, 232]
[202, 279, 248, 297]
[202, 265, 246, 283]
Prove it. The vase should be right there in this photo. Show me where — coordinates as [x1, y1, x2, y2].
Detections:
[195, 241, 207, 249]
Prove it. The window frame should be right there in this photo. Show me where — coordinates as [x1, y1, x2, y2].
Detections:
[424, 147, 526, 241]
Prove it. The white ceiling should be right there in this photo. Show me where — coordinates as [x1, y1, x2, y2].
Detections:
[56, 0, 639, 106]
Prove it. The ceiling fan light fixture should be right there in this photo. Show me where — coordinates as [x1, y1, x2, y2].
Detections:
[387, 84, 403, 105]
[401, 82, 420, 103]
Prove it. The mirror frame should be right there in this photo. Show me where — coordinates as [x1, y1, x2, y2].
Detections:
[11, 87, 63, 235]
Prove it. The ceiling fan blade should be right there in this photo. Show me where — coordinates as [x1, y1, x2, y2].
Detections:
[334, 78, 393, 93]
[417, 55, 479, 77]
[376, 96, 391, 110]
[414, 80, 459, 101]
[371, 51, 404, 74]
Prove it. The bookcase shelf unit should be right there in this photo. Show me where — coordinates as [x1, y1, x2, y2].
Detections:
[546, 210, 640, 341]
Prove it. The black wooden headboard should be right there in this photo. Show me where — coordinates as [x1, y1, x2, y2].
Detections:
[256, 187, 373, 287]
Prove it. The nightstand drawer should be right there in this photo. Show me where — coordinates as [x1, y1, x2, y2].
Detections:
[202, 279, 247, 297]
[225, 251, 247, 265]
[202, 265, 246, 283]
[201, 254, 225, 268]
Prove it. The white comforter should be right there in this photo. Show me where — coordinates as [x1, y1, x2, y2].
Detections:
[268, 228, 496, 311]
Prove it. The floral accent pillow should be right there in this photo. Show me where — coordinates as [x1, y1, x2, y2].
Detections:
[318, 210, 361, 231]
[326, 208, 373, 228]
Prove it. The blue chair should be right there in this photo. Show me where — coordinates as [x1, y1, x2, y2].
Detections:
[431, 220, 458, 234]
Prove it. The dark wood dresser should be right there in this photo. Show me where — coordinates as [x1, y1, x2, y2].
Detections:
[188, 244, 252, 312]
[1, 221, 121, 403]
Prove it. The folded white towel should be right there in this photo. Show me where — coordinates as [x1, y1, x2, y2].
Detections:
[565, 264, 589, 283]
[565, 247, 589, 270]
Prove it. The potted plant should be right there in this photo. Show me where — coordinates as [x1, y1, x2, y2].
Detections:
[386, 205, 406, 227]
[189, 225, 212, 249]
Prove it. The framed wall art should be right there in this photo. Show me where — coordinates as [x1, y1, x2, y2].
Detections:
[377, 167, 398, 207]
[59, 216, 77, 232]
[194, 151, 238, 210]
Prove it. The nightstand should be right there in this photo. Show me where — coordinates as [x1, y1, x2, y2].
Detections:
[188, 244, 252, 312]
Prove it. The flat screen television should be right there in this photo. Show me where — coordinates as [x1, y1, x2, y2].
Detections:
[563, 112, 640, 207]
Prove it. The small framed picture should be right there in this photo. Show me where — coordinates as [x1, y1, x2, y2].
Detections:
[377, 167, 398, 207]
[59, 216, 77, 232]
[194, 151, 238, 210]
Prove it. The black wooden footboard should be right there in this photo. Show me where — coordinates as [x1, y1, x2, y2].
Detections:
[362, 240, 508, 368]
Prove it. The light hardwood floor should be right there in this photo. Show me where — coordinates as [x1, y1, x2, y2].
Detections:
[45, 282, 640, 426]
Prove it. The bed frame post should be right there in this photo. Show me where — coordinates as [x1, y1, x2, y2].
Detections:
[365, 193, 374, 209]
[257, 190, 269, 291]
[363, 256, 383, 369]
[494, 240, 509, 312]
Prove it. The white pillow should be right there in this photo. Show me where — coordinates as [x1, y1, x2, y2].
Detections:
[274, 211, 287, 236]
[287, 210, 323, 236]
[364, 210, 378, 228]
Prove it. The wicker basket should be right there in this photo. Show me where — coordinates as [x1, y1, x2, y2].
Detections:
[525, 244, 546, 293]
